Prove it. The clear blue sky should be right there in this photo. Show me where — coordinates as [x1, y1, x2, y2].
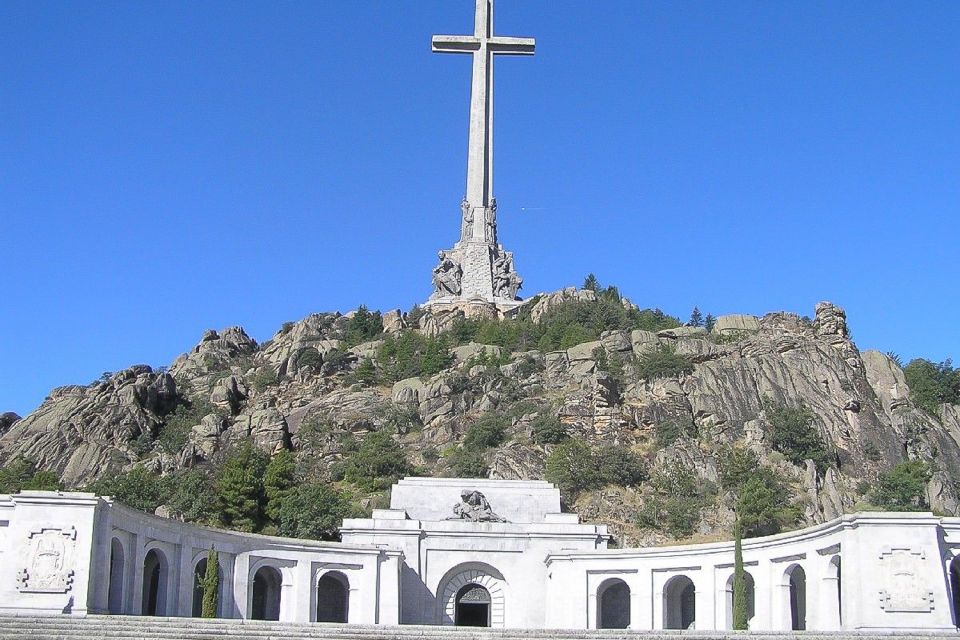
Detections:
[2, 1, 958, 416]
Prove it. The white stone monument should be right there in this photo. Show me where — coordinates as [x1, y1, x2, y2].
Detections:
[428, 0, 533, 309]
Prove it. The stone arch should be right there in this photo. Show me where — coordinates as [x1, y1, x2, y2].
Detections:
[108, 537, 125, 614]
[316, 571, 350, 623]
[723, 570, 755, 629]
[947, 554, 960, 628]
[438, 564, 505, 628]
[192, 555, 225, 618]
[141, 547, 170, 616]
[785, 564, 807, 630]
[251, 565, 282, 621]
[663, 575, 696, 629]
[455, 583, 491, 627]
[597, 578, 630, 629]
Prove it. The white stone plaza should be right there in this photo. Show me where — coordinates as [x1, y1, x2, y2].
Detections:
[3, 478, 960, 632]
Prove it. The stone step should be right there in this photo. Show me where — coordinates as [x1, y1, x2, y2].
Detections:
[0, 616, 952, 640]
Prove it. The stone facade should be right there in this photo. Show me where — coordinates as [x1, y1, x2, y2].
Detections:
[3, 478, 960, 632]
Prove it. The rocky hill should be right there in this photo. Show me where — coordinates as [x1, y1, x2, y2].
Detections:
[2, 286, 959, 546]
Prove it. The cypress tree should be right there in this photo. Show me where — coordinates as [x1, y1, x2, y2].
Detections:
[201, 548, 219, 618]
[732, 518, 748, 630]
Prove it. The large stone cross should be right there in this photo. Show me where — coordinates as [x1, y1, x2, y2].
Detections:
[433, 0, 535, 244]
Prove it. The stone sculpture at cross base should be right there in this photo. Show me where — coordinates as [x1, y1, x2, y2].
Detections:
[425, 0, 533, 312]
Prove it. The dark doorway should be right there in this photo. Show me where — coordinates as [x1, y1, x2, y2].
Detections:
[108, 538, 124, 614]
[598, 579, 630, 629]
[141, 549, 167, 616]
[664, 575, 696, 629]
[788, 566, 807, 631]
[316, 572, 349, 623]
[192, 559, 207, 617]
[950, 557, 960, 627]
[251, 566, 282, 621]
[455, 583, 491, 627]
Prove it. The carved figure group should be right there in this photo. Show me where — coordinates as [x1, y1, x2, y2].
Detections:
[432, 250, 463, 297]
[449, 490, 507, 523]
[492, 251, 523, 300]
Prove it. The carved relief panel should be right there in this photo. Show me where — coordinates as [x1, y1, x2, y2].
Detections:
[877, 546, 934, 613]
[16, 527, 77, 593]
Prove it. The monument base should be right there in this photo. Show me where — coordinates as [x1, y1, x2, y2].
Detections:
[429, 240, 523, 308]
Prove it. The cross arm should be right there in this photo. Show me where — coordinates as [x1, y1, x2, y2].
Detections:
[489, 37, 535, 55]
[432, 35, 481, 54]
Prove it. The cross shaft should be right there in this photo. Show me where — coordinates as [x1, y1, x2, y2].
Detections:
[433, 0, 535, 238]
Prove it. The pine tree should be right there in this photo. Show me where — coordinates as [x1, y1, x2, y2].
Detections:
[216, 442, 268, 532]
[263, 449, 296, 524]
[704, 313, 716, 333]
[732, 519, 749, 630]
[201, 548, 219, 618]
[583, 273, 599, 291]
[689, 307, 704, 327]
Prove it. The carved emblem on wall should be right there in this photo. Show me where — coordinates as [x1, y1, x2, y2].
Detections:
[877, 547, 934, 613]
[449, 490, 507, 523]
[17, 527, 77, 593]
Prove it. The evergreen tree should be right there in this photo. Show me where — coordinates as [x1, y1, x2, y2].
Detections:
[263, 449, 296, 524]
[689, 306, 704, 327]
[216, 442, 268, 532]
[704, 313, 716, 333]
[583, 273, 599, 291]
[732, 519, 748, 630]
[201, 548, 219, 618]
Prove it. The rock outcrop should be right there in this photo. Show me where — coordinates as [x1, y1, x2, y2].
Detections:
[2, 293, 958, 547]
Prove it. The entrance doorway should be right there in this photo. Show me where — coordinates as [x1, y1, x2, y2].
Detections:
[141, 549, 168, 616]
[316, 572, 349, 623]
[664, 575, 696, 629]
[598, 578, 631, 629]
[455, 584, 491, 627]
[787, 565, 807, 631]
[251, 566, 282, 621]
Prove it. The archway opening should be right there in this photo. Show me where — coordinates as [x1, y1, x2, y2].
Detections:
[108, 538, 124, 614]
[316, 572, 349, 623]
[787, 565, 807, 631]
[192, 559, 207, 617]
[455, 583, 491, 627]
[724, 571, 755, 629]
[598, 578, 630, 629]
[141, 549, 167, 616]
[664, 575, 696, 630]
[948, 557, 960, 628]
[251, 566, 282, 621]
[192, 558, 223, 618]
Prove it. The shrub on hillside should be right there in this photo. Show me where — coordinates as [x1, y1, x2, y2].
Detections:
[377, 331, 453, 382]
[0, 456, 61, 494]
[545, 439, 647, 497]
[764, 400, 833, 472]
[87, 465, 172, 514]
[463, 415, 508, 450]
[904, 359, 959, 417]
[531, 413, 568, 445]
[636, 347, 694, 381]
[871, 460, 932, 511]
[448, 446, 489, 478]
[277, 483, 355, 541]
[654, 421, 697, 448]
[637, 463, 714, 538]
[342, 430, 413, 492]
